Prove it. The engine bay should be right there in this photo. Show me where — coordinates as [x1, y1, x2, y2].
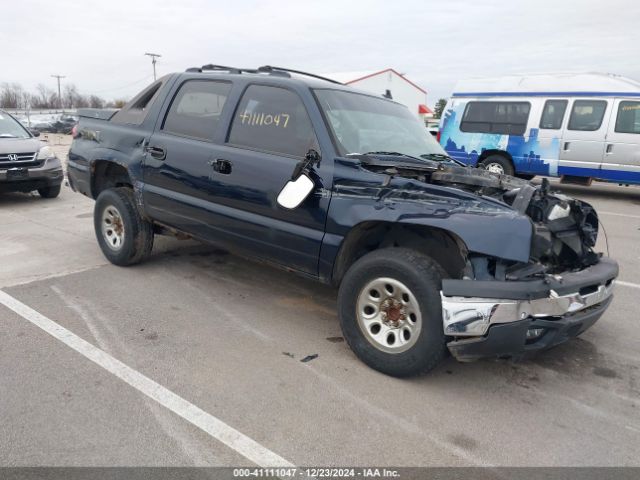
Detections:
[359, 158, 601, 278]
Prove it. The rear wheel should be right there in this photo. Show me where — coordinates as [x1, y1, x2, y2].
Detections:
[480, 154, 514, 176]
[94, 187, 154, 266]
[37, 184, 61, 198]
[338, 248, 447, 377]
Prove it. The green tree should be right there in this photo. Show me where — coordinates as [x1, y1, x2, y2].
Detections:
[433, 98, 447, 119]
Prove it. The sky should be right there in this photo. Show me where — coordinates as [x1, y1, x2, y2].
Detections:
[2, 0, 639, 107]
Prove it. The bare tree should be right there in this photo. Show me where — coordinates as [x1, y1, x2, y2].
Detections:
[33, 83, 55, 108]
[88, 95, 105, 109]
[1, 81, 111, 110]
[110, 98, 128, 108]
[63, 84, 79, 109]
[0, 83, 25, 108]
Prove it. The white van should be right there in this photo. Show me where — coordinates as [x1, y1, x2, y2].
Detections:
[438, 73, 640, 185]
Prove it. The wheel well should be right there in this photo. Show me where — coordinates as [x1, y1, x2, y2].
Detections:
[91, 161, 132, 198]
[478, 149, 513, 167]
[332, 222, 468, 285]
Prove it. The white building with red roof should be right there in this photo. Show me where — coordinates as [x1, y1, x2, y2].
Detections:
[325, 68, 432, 119]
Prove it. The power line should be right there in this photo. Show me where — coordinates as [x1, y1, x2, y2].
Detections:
[90, 75, 155, 95]
[144, 53, 162, 81]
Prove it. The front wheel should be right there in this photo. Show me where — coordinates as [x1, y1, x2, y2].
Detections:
[38, 184, 61, 198]
[94, 187, 154, 266]
[338, 248, 447, 377]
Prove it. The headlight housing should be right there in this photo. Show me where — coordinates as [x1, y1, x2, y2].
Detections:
[37, 146, 56, 160]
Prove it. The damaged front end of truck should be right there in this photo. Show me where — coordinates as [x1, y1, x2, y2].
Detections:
[344, 156, 619, 361]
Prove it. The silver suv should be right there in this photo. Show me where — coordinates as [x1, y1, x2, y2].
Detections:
[0, 110, 63, 198]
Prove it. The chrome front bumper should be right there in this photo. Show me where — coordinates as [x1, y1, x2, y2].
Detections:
[441, 281, 615, 337]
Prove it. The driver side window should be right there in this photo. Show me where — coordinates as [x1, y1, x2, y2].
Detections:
[227, 85, 318, 157]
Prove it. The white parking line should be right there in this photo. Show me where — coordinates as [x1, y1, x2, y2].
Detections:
[599, 211, 640, 220]
[617, 280, 640, 289]
[0, 289, 294, 468]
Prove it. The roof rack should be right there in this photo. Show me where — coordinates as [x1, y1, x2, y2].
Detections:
[185, 64, 342, 84]
[257, 66, 342, 84]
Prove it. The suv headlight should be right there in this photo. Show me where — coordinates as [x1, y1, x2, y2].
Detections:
[37, 146, 56, 160]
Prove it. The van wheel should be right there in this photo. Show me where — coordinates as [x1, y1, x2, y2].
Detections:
[338, 248, 447, 377]
[480, 155, 514, 176]
[94, 187, 154, 266]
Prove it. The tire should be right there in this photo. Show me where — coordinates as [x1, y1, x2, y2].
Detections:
[37, 184, 61, 198]
[94, 187, 154, 266]
[480, 154, 514, 176]
[338, 248, 447, 377]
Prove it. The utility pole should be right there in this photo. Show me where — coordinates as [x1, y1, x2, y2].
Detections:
[51, 74, 65, 110]
[144, 53, 161, 81]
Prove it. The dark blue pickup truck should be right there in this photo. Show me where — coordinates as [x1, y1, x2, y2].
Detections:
[67, 65, 618, 376]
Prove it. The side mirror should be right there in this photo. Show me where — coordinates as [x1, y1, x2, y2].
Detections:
[30, 129, 40, 137]
[277, 149, 321, 209]
[277, 173, 315, 209]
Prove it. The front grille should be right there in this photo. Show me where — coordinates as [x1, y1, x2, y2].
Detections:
[0, 152, 43, 169]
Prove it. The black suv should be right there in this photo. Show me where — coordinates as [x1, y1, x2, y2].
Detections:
[67, 65, 618, 376]
[0, 110, 63, 198]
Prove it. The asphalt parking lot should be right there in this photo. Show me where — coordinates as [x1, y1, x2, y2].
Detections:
[1, 139, 639, 467]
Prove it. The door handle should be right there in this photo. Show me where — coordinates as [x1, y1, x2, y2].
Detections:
[208, 158, 232, 174]
[606, 143, 614, 154]
[145, 145, 166, 160]
[563, 142, 570, 151]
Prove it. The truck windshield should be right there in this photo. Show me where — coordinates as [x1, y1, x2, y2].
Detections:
[314, 89, 447, 160]
[0, 112, 30, 139]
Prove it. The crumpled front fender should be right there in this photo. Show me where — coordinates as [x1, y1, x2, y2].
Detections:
[319, 183, 533, 282]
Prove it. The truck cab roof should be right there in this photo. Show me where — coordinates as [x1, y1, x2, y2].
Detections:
[99, 64, 402, 127]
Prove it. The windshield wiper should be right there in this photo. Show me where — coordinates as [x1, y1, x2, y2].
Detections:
[0, 134, 18, 138]
[420, 153, 466, 167]
[361, 151, 425, 162]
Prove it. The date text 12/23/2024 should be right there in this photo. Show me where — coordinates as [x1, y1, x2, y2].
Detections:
[233, 468, 400, 478]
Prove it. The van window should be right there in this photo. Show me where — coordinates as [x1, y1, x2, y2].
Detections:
[228, 85, 317, 157]
[539, 100, 567, 129]
[568, 100, 607, 131]
[460, 101, 531, 135]
[615, 101, 640, 134]
[163, 80, 232, 141]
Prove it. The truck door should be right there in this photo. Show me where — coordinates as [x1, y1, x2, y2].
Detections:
[601, 98, 640, 183]
[203, 84, 331, 275]
[559, 99, 611, 177]
[142, 79, 233, 233]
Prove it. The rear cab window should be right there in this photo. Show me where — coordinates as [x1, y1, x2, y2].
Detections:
[111, 78, 168, 125]
[227, 84, 318, 158]
[162, 80, 232, 141]
[615, 101, 640, 134]
[539, 100, 568, 129]
[460, 101, 531, 135]
[567, 100, 608, 131]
